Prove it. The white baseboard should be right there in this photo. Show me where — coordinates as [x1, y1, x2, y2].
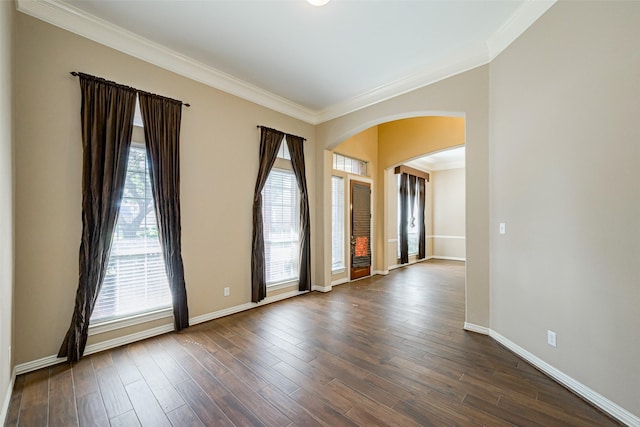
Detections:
[463, 322, 490, 335]
[190, 289, 307, 325]
[431, 256, 466, 261]
[14, 289, 308, 376]
[372, 270, 389, 276]
[330, 278, 349, 287]
[312, 284, 332, 292]
[1, 368, 16, 425]
[489, 330, 640, 427]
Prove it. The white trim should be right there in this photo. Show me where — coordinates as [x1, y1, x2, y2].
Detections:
[14, 0, 554, 125]
[189, 290, 308, 325]
[431, 256, 466, 262]
[331, 267, 346, 275]
[14, 289, 308, 375]
[316, 43, 490, 123]
[15, 354, 66, 375]
[312, 284, 332, 293]
[428, 235, 466, 240]
[331, 278, 349, 287]
[85, 324, 174, 358]
[266, 280, 298, 292]
[486, 1, 557, 59]
[0, 368, 16, 425]
[463, 322, 490, 335]
[489, 330, 640, 427]
[88, 307, 173, 336]
[389, 256, 431, 271]
[373, 270, 389, 276]
[387, 238, 398, 243]
[15, 0, 318, 124]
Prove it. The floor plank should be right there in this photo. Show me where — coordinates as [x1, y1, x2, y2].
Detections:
[6, 260, 623, 426]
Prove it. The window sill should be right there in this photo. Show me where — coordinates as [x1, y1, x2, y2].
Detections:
[332, 267, 346, 274]
[88, 307, 173, 336]
[267, 279, 299, 291]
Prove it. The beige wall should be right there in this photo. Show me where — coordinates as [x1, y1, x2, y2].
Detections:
[317, 67, 490, 329]
[432, 168, 465, 259]
[489, 1, 640, 417]
[13, 13, 316, 364]
[0, 0, 15, 416]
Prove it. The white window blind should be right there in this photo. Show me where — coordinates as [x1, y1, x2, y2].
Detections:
[92, 145, 172, 323]
[262, 168, 299, 285]
[331, 176, 345, 271]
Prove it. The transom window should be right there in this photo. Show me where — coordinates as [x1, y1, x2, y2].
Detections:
[333, 153, 367, 176]
[92, 145, 172, 323]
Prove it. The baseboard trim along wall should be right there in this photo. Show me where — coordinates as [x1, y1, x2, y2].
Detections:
[463, 322, 490, 335]
[312, 284, 332, 292]
[463, 323, 640, 426]
[14, 295, 636, 425]
[0, 369, 16, 426]
[14, 289, 309, 375]
[330, 277, 348, 287]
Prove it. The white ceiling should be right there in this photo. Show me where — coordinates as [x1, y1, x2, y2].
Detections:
[406, 146, 465, 172]
[17, 0, 555, 124]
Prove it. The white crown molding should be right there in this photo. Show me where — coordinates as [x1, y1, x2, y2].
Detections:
[315, 43, 491, 124]
[16, 0, 556, 125]
[486, 0, 557, 60]
[429, 160, 466, 171]
[15, 0, 319, 124]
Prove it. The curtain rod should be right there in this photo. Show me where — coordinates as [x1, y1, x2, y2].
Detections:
[257, 125, 307, 141]
[70, 71, 190, 107]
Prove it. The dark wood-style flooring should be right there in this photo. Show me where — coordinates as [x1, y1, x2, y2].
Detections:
[5, 260, 621, 426]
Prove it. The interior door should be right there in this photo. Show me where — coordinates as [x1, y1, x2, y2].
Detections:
[350, 180, 371, 280]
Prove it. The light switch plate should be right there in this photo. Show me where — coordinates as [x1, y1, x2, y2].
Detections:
[499, 223, 506, 234]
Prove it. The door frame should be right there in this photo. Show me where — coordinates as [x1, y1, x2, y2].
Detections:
[347, 174, 374, 281]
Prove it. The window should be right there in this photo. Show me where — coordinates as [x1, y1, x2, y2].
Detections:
[398, 175, 419, 257]
[333, 153, 367, 176]
[263, 168, 299, 285]
[92, 145, 172, 323]
[331, 176, 345, 272]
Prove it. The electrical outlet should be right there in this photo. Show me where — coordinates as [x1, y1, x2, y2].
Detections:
[499, 223, 506, 235]
[224, 287, 230, 297]
[547, 330, 557, 347]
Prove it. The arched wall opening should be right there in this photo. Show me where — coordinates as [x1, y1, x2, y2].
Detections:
[323, 114, 466, 288]
[314, 66, 490, 329]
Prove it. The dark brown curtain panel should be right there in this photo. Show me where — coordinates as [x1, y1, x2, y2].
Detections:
[252, 128, 285, 302]
[418, 177, 426, 259]
[286, 135, 311, 292]
[399, 173, 409, 264]
[58, 74, 136, 362]
[138, 93, 189, 331]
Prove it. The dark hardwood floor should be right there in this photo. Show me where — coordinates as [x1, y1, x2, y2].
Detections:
[5, 260, 621, 426]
